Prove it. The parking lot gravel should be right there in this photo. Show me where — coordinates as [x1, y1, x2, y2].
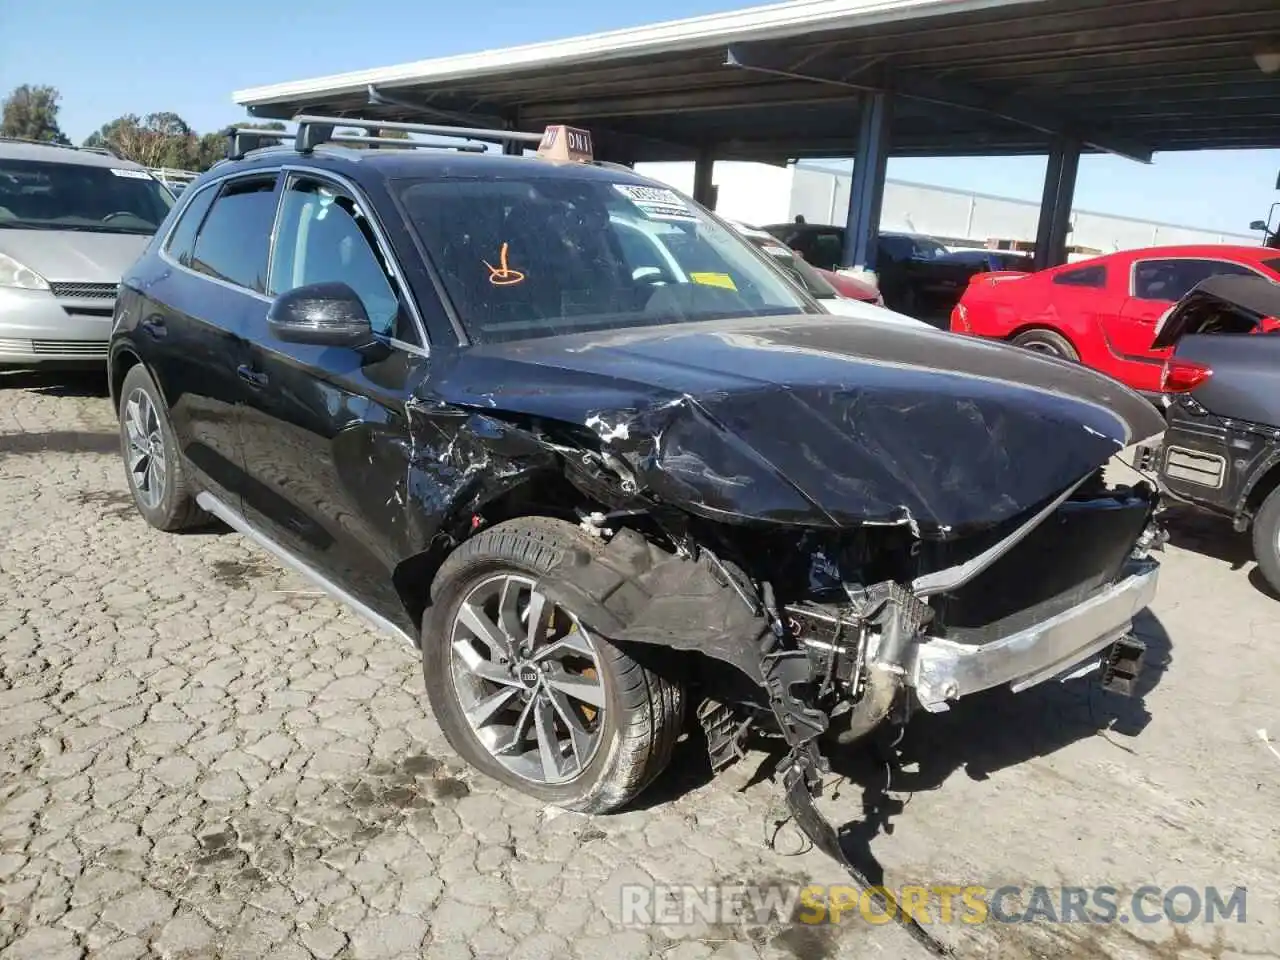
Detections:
[1, 370, 1278, 960]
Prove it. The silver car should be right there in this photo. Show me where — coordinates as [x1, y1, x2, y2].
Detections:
[0, 139, 174, 366]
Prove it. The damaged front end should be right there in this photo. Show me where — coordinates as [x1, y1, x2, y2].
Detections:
[419, 319, 1167, 954]
[526, 464, 1160, 955]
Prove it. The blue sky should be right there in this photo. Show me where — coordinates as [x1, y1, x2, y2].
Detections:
[3, 0, 1277, 237]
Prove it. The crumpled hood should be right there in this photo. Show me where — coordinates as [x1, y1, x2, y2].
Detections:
[0, 230, 150, 283]
[433, 315, 1164, 535]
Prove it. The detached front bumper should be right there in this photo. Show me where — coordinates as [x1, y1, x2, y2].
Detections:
[907, 558, 1160, 711]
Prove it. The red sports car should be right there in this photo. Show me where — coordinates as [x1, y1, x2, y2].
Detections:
[951, 245, 1280, 393]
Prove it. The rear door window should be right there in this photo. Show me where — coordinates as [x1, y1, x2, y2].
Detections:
[190, 176, 278, 292]
[164, 184, 217, 267]
[1132, 258, 1257, 302]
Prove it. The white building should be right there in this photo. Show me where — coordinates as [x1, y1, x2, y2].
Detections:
[636, 160, 1258, 255]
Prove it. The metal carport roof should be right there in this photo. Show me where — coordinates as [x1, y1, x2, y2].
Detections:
[233, 0, 1280, 164]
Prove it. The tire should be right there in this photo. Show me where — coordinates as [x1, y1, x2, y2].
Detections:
[423, 517, 684, 813]
[1011, 328, 1080, 361]
[1251, 486, 1280, 596]
[117, 364, 208, 531]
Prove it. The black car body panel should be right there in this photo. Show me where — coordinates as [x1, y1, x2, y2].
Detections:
[109, 148, 1163, 640]
[1151, 275, 1280, 520]
[432, 315, 1162, 535]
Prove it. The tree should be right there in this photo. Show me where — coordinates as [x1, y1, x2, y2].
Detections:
[195, 131, 225, 171]
[1, 84, 70, 144]
[83, 112, 200, 169]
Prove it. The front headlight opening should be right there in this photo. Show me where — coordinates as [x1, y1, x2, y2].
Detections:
[0, 252, 50, 291]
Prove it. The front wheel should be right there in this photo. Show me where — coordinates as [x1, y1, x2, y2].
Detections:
[423, 517, 684, 813]
[1251, 486, 1280, 596]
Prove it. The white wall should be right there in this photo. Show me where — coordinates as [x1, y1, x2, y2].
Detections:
[635, 161, 794, 226]
[635, 159, 1259, 253]
[788, 165, 1258, 252]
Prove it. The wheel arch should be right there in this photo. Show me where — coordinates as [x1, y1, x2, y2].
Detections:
[391, 471, 610, 638]
[108, 345, 144, 412]
[1243, 453, 1280, 519]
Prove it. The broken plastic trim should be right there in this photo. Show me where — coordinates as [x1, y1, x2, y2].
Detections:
[782, 750, 951, 956]
[534, 529, 949, 955]
[911, 475, 1087, 597]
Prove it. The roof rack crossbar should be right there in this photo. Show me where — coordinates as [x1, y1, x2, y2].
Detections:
[293, 114, 544, 146]
[224, 126, 291, 161]
[328, 134, 486, 153]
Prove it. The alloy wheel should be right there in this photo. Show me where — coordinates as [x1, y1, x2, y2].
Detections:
[449, 573, 606, 784]
[124, 388, 166, 510]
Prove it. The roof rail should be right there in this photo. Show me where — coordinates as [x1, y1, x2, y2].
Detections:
[291, 114, 542, 153]
[222, 116, 513, 160]
[0, 136, 119, 159]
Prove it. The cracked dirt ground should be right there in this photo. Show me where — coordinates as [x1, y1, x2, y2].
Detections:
[1, 371, 1278, 960]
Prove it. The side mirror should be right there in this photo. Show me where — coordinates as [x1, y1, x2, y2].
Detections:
[1250, 220, 1268, 232]
[267, 282, 373, 348]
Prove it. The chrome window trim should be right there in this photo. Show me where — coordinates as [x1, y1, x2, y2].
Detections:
[276, 164, 430, 354]
[1129, 255, 1267, 301]
[157, 169, 279, 304]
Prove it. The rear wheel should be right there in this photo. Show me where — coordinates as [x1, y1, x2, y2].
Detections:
[1251, 486, 1280, 595]
[117, 364, 207, 531]
[1011, 328, 1079, 361]
[423, 517, 684, 813]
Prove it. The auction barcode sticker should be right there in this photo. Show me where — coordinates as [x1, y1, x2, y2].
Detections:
[613, 184, 697, 221]
[109, 168, 154, 180]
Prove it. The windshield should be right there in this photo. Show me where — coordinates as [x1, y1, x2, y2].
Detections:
[0, 159, 173, 235]
[398, 176, 813, 342]
[744, 235, 838, 299]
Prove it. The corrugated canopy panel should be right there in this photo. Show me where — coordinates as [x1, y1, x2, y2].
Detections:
[234, 0, 1280, 161]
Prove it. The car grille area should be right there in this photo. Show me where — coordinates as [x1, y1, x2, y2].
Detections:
[48, 282, 119, 300]
[929, 487, 1156, 644]
[0, 338, 108, 359]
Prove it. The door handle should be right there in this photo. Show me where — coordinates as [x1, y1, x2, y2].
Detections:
[236, 364, 269, 388]
[139, 316, 166, 339]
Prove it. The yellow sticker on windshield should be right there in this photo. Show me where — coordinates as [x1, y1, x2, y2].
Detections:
[690, 272, 737, 291]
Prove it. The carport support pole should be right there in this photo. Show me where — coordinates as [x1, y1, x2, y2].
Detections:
[841, 92, 892, 271]
[693, 147, 716, 209]
[1033, 137, 1081, 270]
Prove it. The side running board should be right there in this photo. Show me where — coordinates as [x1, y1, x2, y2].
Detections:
[195, 492, 417, 648]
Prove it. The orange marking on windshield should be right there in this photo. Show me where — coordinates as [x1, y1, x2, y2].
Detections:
[484, 243, 525, 286]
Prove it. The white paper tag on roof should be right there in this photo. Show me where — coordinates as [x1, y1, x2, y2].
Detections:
[613, 184, 697, 222]
[109, 168, 152, 180]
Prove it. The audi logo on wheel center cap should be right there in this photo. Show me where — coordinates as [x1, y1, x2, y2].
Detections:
[517, 664, 540, 688]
